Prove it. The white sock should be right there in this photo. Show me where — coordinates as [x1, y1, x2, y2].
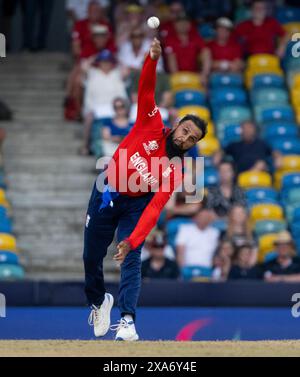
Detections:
[123, 314, 133, 322]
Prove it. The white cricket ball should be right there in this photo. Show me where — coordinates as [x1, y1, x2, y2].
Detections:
[147, 16, 160, 29]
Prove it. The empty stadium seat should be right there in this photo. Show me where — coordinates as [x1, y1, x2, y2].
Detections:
[276, 6, 300, 24]
[178, 106, 210, 121]
[252, 74, 285, 89]
[217, 106, 251, 124]
[254, 220, 287, 237]
[221, 124, 242, 147]
[252, 88, 289, 106]
[271, 138, 300, 155]
[170, 72, 203, 92]
[258, 233, 278, 262]
[261, 106, 295, 123]
[0, 251, 19, 265]
[175, 90, 206, 108]
[283, 22, 300, 36]
[262, 123, 298, 140]
[203, 167, 219, 187]
[0, 234, 17, 251]
[248, 54, 280, 71]
[210, 73, 243, 88]
[210, 88, 247, 108]
[238, 171, 272, 189]
[246, 188, 278, 205]
[197, 137, 220, 156]
[250, 203, 284, 226]
[281, 172, 300, 191]
[181, 266, 212, 281]
[0, 264, 24, 280]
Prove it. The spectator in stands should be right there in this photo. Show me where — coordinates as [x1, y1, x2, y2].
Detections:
[234, 0, 288, 58]
[114, 3, 150, 49]
[217, 121, 274, 174]
[228, 244, 260, 280]
[81, 50, 127, 155]
[261, 231, 300, 283]
[72, 1, 113, 60]
[212, 240, 235, 281]
[66, 0, 109, 24]
[118, 27, 164, 80]
[207, 17, 244, 73]
[207, 159, 246, 218]
[65, 1, 115, 121]
[159, 1, 198, 41]
[176, 208, 220, 269]
[142, 231, 180, 279]
[163, 13, 210, 85]
[225, 205, 253, 248]
[101, 97, 132, 157]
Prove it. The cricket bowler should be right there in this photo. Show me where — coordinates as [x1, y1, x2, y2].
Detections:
[84, 38, 207, 340]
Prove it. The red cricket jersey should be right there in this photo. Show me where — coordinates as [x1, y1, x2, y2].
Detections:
[234, 17, 286, 55]
[106, 53, 183, 250]
[207, 38, 242, 61]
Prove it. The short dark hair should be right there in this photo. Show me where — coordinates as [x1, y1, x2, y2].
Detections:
[179, 114, 207, 141]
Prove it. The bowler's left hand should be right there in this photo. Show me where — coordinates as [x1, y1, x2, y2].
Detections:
[114, 240, 131, 263]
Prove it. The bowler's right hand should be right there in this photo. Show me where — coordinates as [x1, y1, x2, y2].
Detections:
[150, 38, 162, 60]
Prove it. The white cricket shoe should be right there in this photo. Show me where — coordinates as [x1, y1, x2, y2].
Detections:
[111, 318, 139, 341]
[88, 293, 114, 337]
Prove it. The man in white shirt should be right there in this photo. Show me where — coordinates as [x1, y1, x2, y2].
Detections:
[81, 49, 127, 155]
[66, 0, 109, 22]
[175, 209, 220, 269]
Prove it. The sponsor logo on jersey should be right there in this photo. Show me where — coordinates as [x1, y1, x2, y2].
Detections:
[143, 140, 159, 155]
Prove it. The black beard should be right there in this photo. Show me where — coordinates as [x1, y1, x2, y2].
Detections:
[165, 130, 187, 159]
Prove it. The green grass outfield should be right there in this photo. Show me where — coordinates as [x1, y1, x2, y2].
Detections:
[1, 340, 300, 357]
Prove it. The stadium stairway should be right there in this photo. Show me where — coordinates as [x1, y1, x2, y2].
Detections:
[0, 53, 118, 280]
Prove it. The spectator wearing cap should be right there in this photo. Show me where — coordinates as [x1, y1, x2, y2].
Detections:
[234, 0, 289, 58]
[228, 244, 260, 280]
[114, 4, 151, 49]
[118, 27, 164, 81]
[163, 13, 210, 85]
[142, 231, 180, 280]
[207, 18, 244, 73]
[71, 1, 114, 60]
[81, 49, 127, 155]
[260, 231, 300, 283]
[175, 208, 220, 270]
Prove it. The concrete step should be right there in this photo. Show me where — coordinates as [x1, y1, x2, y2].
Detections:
[6, 173, 95, 191]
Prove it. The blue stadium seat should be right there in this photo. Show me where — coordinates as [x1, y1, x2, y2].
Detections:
[0, 218, 13, 234]
[261, 106, 295, 123]
[252, 74, 285, 89]
[254, 220, 287, 237]
[211, 88, 247, 108]
[271, 138, 300, 155]
[210, 73, 243, 88]
[181, 266, 212, 280]
[262, 122, 298, 140]
[246, 188, 278, 204]
[0, 251, 19, 265]
[0, 264, 24, 280]
[217, 106, 251, 124]
[166, 217, 193, 251]
[252, 88, 289, 106]
[276, 6, 300, 24]
[293, 207, 300, 223]
[175, 90, 206, 108]
[221, 124, 242, 147]
[203, 167, 219, 187]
